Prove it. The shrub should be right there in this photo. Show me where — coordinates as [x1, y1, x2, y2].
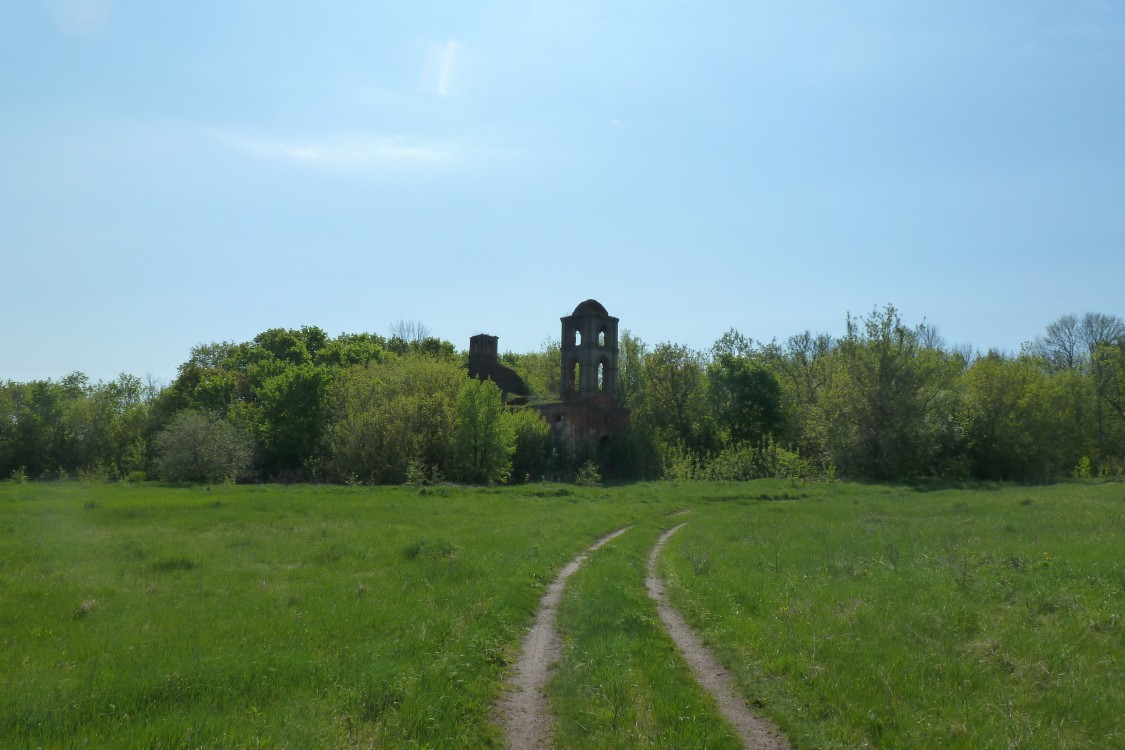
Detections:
[1074, 456, 1093, 479]
[78, 463, 112, 486]
[453, 380, 513, 485]
[404, 458, 444, 488]
[507, 407, 553, 482]
[661, 437, 814, 482]
[153, 410, 253, 483]
[575, 460, 603, 487]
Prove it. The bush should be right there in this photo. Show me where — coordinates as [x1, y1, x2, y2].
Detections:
[662, 437, 814, 482]
[575, 460, 603, 487]
[1074, 456, 1093, 479]
[78, 463, 112, 486]
[507, 408, 553, 482]
[404, 458, 444, 488]
[153, 410, 253, 483]
[323, 355, 462, 484]
[453, 380, 513, 485]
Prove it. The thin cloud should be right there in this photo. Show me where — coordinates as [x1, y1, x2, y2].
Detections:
[220, 133, 459, 169]
[438, 42, 459, 96]
[42, 0, 112, 36]
[420, 41, 469, 97]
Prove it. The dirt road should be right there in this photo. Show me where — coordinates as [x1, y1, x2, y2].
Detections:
[646, 523, 791, 749]
[495, 527, 631, 749]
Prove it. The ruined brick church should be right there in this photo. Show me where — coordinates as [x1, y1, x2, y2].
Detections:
[467, 299, 630, 448]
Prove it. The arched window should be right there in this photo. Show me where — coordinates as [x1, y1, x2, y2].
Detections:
[569, 360, 580, 392]
[574, 328, 582, 347]
[598, 329, 606, 347]
[597, 361, 606, 391]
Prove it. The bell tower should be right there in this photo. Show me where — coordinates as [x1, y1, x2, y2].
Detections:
[531, 299, 630, 476]
[560, 299, 619, 401]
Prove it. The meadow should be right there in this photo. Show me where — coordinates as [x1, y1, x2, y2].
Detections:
[1, 479, 1122, 748]
[660, 482, 1125, 748]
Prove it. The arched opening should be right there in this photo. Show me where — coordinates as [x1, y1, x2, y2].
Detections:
[597, 361, 606, 391]
[574, 328, 582, 347]
[569, 360, 580, 392]
[598, 329, 606, 347]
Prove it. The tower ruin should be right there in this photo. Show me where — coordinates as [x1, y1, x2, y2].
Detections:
[560, 299, 619, 402]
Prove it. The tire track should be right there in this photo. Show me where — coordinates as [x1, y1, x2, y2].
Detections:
[646, 523, 791, 749]
[495, 526, 631, 749]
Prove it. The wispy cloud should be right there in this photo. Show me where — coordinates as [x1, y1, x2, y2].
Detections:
[419, 41, 468, 97]
[219, 133, 459, 170]
[42, 0, 112, 36]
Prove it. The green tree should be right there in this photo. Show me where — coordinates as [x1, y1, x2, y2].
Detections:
[642, 342, 710, 452]
[516, 340, 562, 397]
[323, 355, 462, 483]
[156, 327, 404, 479]
[75, 374, 150, 477]
[253, 328, 312, 366]
[385, 325, 457, 359]
[607, 331, 662, 479]
[710, 328, 757, 360]
[616, 331, 648, 410]
[1082, 314, 1125, 472]
[453, 379, 514, 484]
[183, 341, 238, 370]
[508, 407, 553, 481]
[963, 352, 1091, 481]
[964, 353, 1045, 480]
[1033, 313, 1125, 473]
[0, 383, 19, 476]
[1096, 339, 1125, 473]
[819, 305, 961, 479]
[761, 330, 836, 457]
[314, 333, 386, 368]
[707, 353, 783, 444]
[0, 374, 153, 480]
[255, 364, 332, 478]
[296, 325, 330, 362]
[6, 378, 74, 477]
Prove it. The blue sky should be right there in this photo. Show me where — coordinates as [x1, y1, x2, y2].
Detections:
[3, 1, 1123, 384]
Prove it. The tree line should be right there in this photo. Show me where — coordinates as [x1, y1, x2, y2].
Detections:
[3, 307, 1124, 485]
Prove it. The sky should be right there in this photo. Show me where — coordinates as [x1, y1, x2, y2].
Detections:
[2, 1, 1124, 385]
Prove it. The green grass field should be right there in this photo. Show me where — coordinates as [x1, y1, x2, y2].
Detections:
[2, 479, 1122, 748]
[660, 481, 1125, 749]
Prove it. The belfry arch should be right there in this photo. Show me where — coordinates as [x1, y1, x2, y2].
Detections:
[513, 299, 630, 477]
[559, 299, 619, 401]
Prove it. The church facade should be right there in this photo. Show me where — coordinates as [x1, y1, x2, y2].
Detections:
[468, 298, 630, 453]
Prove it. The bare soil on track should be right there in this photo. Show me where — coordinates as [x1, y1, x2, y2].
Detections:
[495, 527, 631, 749]
[495, 522, 792, 749]
[646, 523, 792, 750]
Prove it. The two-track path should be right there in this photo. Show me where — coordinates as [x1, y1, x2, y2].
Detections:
[495, 521, 791, 749]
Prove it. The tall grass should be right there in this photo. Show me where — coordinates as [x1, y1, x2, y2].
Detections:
[0, 482, 677, 748]
[5, 479, 1122, 748]
[660, 480, 1125, 748]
